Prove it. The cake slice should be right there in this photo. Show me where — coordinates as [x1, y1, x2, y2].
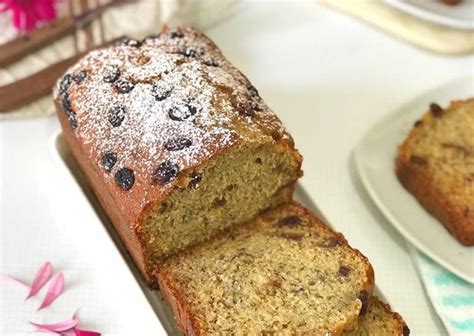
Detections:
[343, 297, 410, 336]
[54, 27, 302, 285]
[396, 99, 474, 245]
[155, 202, 374, 335]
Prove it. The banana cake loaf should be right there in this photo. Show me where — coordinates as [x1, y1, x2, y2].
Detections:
[396, 99, 474, 246]
[155, 202, 374, 335]
[54, 27, 302, 285]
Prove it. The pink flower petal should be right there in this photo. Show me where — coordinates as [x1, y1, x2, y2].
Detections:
[1, 0, 58, 31]
[34, 326, 61, 334]
[0, 275, 30, 290]
[22, 6, 38, 30]
[27, 261, 52, 299]
[30, 319, 78, 332]
[38, 272, 64, 310]
[33, 0, 56, 21]
[11, 6, 22, 29]
[74, 328, 101, 336]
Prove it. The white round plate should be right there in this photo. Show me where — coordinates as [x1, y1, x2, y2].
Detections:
[354, 76, 474, 284]
[384, 0, 474, 30]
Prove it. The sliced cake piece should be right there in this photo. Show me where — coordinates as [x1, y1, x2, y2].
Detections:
[343, 297, 410, 336]
[155, 202, 374, 335]
[396, 99, 474, 245]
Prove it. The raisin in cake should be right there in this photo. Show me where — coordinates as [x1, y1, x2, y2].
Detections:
[343, 297, 410, 336]
[396, 99, 474, 246]
[155, 202, 374, 335]
[54, 27, 302, 285]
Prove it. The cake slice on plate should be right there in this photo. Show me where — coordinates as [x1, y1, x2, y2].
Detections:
[396, 99, 474, 245]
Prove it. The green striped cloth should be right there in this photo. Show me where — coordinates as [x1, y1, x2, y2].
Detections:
[410, 245, 474, 335]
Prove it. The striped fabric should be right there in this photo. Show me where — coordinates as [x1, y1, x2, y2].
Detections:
[410, 245, 474, 336]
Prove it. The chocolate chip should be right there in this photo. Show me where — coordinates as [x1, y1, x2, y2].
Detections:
[173, 47, 203, 58]
[212, 197, 226, 207]
[184, 48, 198, 58]
[108, 106, 126, 127]
[169, 29, 184, 38]
[358, 290, 369, 316]
[248, 85, 259, 98]
[338, 266, 351, 277]
[165, 137, 192, 151]
[414, 120, 423, 127]
[319, 237, 340, 248]
[59, 74, 73, 94]
[188, 172, 202, 189]
[410, 155, 427, 165]
[67, 113, 78, 129]
[103, 66, 120, 83]
[278, 215, 301, 228]
[61, 93, 72, 112]
[61, 94, 77, 129]
[72, 70, 87, 84]
[114, 80, 135, 93]
[152, 81, 172, 101]
[403, 325, 410, 336]
[203, 58, 218, 67]
[101, 152, 117, 172]
[430, 103, 443, 117]
[253, 99, 262, 111]
[234, 101, 256, 117]
[115, 168, 135, 190]
[121, 38, 142, 48]
[153, 160, 179, 185]
[168, 102, 198, 121]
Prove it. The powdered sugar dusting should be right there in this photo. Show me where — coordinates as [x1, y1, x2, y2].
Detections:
[54, 27, 288, 213]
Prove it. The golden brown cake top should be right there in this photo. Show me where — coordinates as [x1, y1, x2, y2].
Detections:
[53, 27, 292, 223]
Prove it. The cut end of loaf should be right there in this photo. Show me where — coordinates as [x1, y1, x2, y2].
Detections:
[155, 202, 374, 335]
[140, 140, 302, 276]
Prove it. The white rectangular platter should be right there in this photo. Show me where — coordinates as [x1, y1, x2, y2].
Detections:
[51, 132, 385, 334]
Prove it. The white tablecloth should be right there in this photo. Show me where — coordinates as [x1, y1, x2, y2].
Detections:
[1, 0, 472, 334]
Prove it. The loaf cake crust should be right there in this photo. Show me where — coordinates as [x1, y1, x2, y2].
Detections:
[155, 202, 375, 335]
[54, 27, 302, 285]
[343, 297, 409, 336]
[396, 99, 474, 246]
